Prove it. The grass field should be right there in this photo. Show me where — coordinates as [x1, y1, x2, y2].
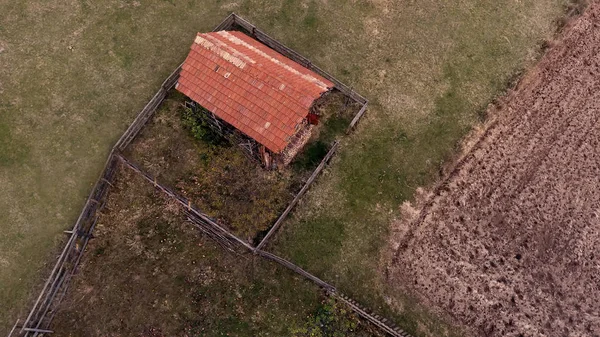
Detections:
[50, 165, 386, 336]
[0, 0, 573, 334]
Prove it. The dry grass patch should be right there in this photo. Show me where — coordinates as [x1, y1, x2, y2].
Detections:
[123, 89, 358, 242]
[0, 0, 579, 334]
[50, 165, 386, 337]
[50, 165, 319, 336]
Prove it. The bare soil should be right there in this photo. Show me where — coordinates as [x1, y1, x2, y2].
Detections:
[386, 4, 600, 337]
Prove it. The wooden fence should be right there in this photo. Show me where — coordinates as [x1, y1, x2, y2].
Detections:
[333, 293, 414, 337]
[9, 61, 182, 337]
[116, 154, 254, 251]
[14, 154, 119, 337]
[256, 140, 339, 250]
[115, 66, 181, 151]
[8, 13, 387, 337]
[216, 13, 369, 132]
[120, 155, 411, 337]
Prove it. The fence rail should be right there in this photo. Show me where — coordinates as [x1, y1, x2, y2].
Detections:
[120, 154, 411, 337]
[333, 293, 412, 337]
[347, 101, 369, 133]
[8, 13, 388, 337]
[256, 140, 339, 250]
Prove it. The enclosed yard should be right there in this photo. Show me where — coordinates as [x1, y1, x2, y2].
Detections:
[50, 165, 385, 337]
[123, 89, 357, 242]
[0, 0, 583, 335]
[387, 4, 600, 336]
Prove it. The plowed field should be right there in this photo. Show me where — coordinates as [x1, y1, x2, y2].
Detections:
[387, 4, 600, 337]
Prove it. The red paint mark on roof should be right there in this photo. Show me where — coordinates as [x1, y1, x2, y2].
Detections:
[176, 31, 333, 153]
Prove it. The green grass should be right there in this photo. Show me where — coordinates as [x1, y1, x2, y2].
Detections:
[50, 168, 322, 336]
[50, 164, 386, 336]
[261, 0, 574, 336]
[0, 0, 574, 334]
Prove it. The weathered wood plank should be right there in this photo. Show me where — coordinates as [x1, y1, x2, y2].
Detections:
[254, 249, 334, 291]
[19, 154, 120, 336]
[116, 154, 255, 252]
[213, 13, 236, 32]
[346, 102, 368, 134]
[7, 320, 19, 337]
[333, 293, 411, 337]
[256, 141, 339, 250]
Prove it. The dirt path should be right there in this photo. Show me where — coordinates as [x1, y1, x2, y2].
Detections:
[386, 4, 600, 337]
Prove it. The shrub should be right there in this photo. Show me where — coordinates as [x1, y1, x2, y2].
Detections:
[292, 298, 360, 337]
[180, 105, 225, 146]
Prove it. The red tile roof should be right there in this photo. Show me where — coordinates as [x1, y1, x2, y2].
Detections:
[176, 31, 334, 153]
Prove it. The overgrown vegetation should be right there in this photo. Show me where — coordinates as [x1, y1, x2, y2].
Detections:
[50, 167, 383, 336]
[0, 0, 578, 334]
[292, 298, 386, 337]
[293, 140, 328, 171]
[181, 105, 226, 146]
[125, 94, 298, 240]
[293, 91, 358, 171]
[124, 89, 358, 242]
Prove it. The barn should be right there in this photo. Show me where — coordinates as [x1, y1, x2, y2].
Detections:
[175, 30, 334, 169]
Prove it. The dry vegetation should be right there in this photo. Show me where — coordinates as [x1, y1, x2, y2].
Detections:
[387, 3, 600, 336]
[0, 0, 579, 335]
[50, 165, 385, 337]
[123, 89, 356, 242]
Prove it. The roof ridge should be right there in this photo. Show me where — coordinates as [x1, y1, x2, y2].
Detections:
[217, 31, 330, 90]
[177, 30, 333, 153]
[207, 31, 323, 110]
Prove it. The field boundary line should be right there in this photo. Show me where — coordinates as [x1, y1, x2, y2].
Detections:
[391, 117, 499, 263]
